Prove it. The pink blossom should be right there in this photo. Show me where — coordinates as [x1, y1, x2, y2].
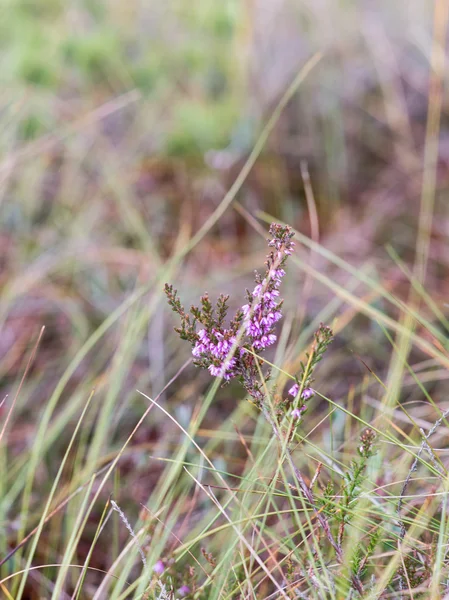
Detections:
[178, 585, 191, 597]
[153, 560, 165, 575]
[288, 384, 314, 400]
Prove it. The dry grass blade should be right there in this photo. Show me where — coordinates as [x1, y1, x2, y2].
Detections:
[0, 327, 45, 445]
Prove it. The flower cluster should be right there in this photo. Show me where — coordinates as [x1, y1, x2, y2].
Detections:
[192, 328, 237, 380]
[241, 276, 281, 350]
[289, 387, 314, 420]
[289, 384, 314, 400]
[165, 223, 295, 406]
[241, 223, 295, 351]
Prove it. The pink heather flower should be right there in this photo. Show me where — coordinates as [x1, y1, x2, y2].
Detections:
[192, 329, 209, 356]
[153, 560, 165, 575]
[291, 408, 303, 419]
[270, 268, 285, 281]
[288, 383, 299, 396]
[253, 334, 277, 349]
[178, 585, 191, 597]
[288, 384, 314, 400]
[263, 291, 279, 306]
[269, 238, 295, 255]
[246, 320, 261, 337]
[253, 283, 264, 297]
[208, 357, 237, 379]
[241, 304, 250, 316]
[192, 343, 205, 357]
[192, 329, 238, 379]
[261, 311, 282, 327]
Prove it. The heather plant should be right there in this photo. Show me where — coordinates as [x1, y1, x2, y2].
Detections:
[164, 223, 380, 595]
[165, 223, 311, 412]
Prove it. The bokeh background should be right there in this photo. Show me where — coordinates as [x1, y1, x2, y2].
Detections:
[2, 0, 446, 394]
[1, 1, 449, 596]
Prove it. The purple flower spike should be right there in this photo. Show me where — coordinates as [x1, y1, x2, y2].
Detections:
[241, 225, 294, 352]
[153, 560, 165, 575]
[178, 585, 191, 597]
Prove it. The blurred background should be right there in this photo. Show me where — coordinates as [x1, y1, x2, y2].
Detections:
[1, 1, 449, 594]
[1, 0, 446, 388]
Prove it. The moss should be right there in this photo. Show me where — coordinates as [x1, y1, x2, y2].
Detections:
[166, 99, 238, 156]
